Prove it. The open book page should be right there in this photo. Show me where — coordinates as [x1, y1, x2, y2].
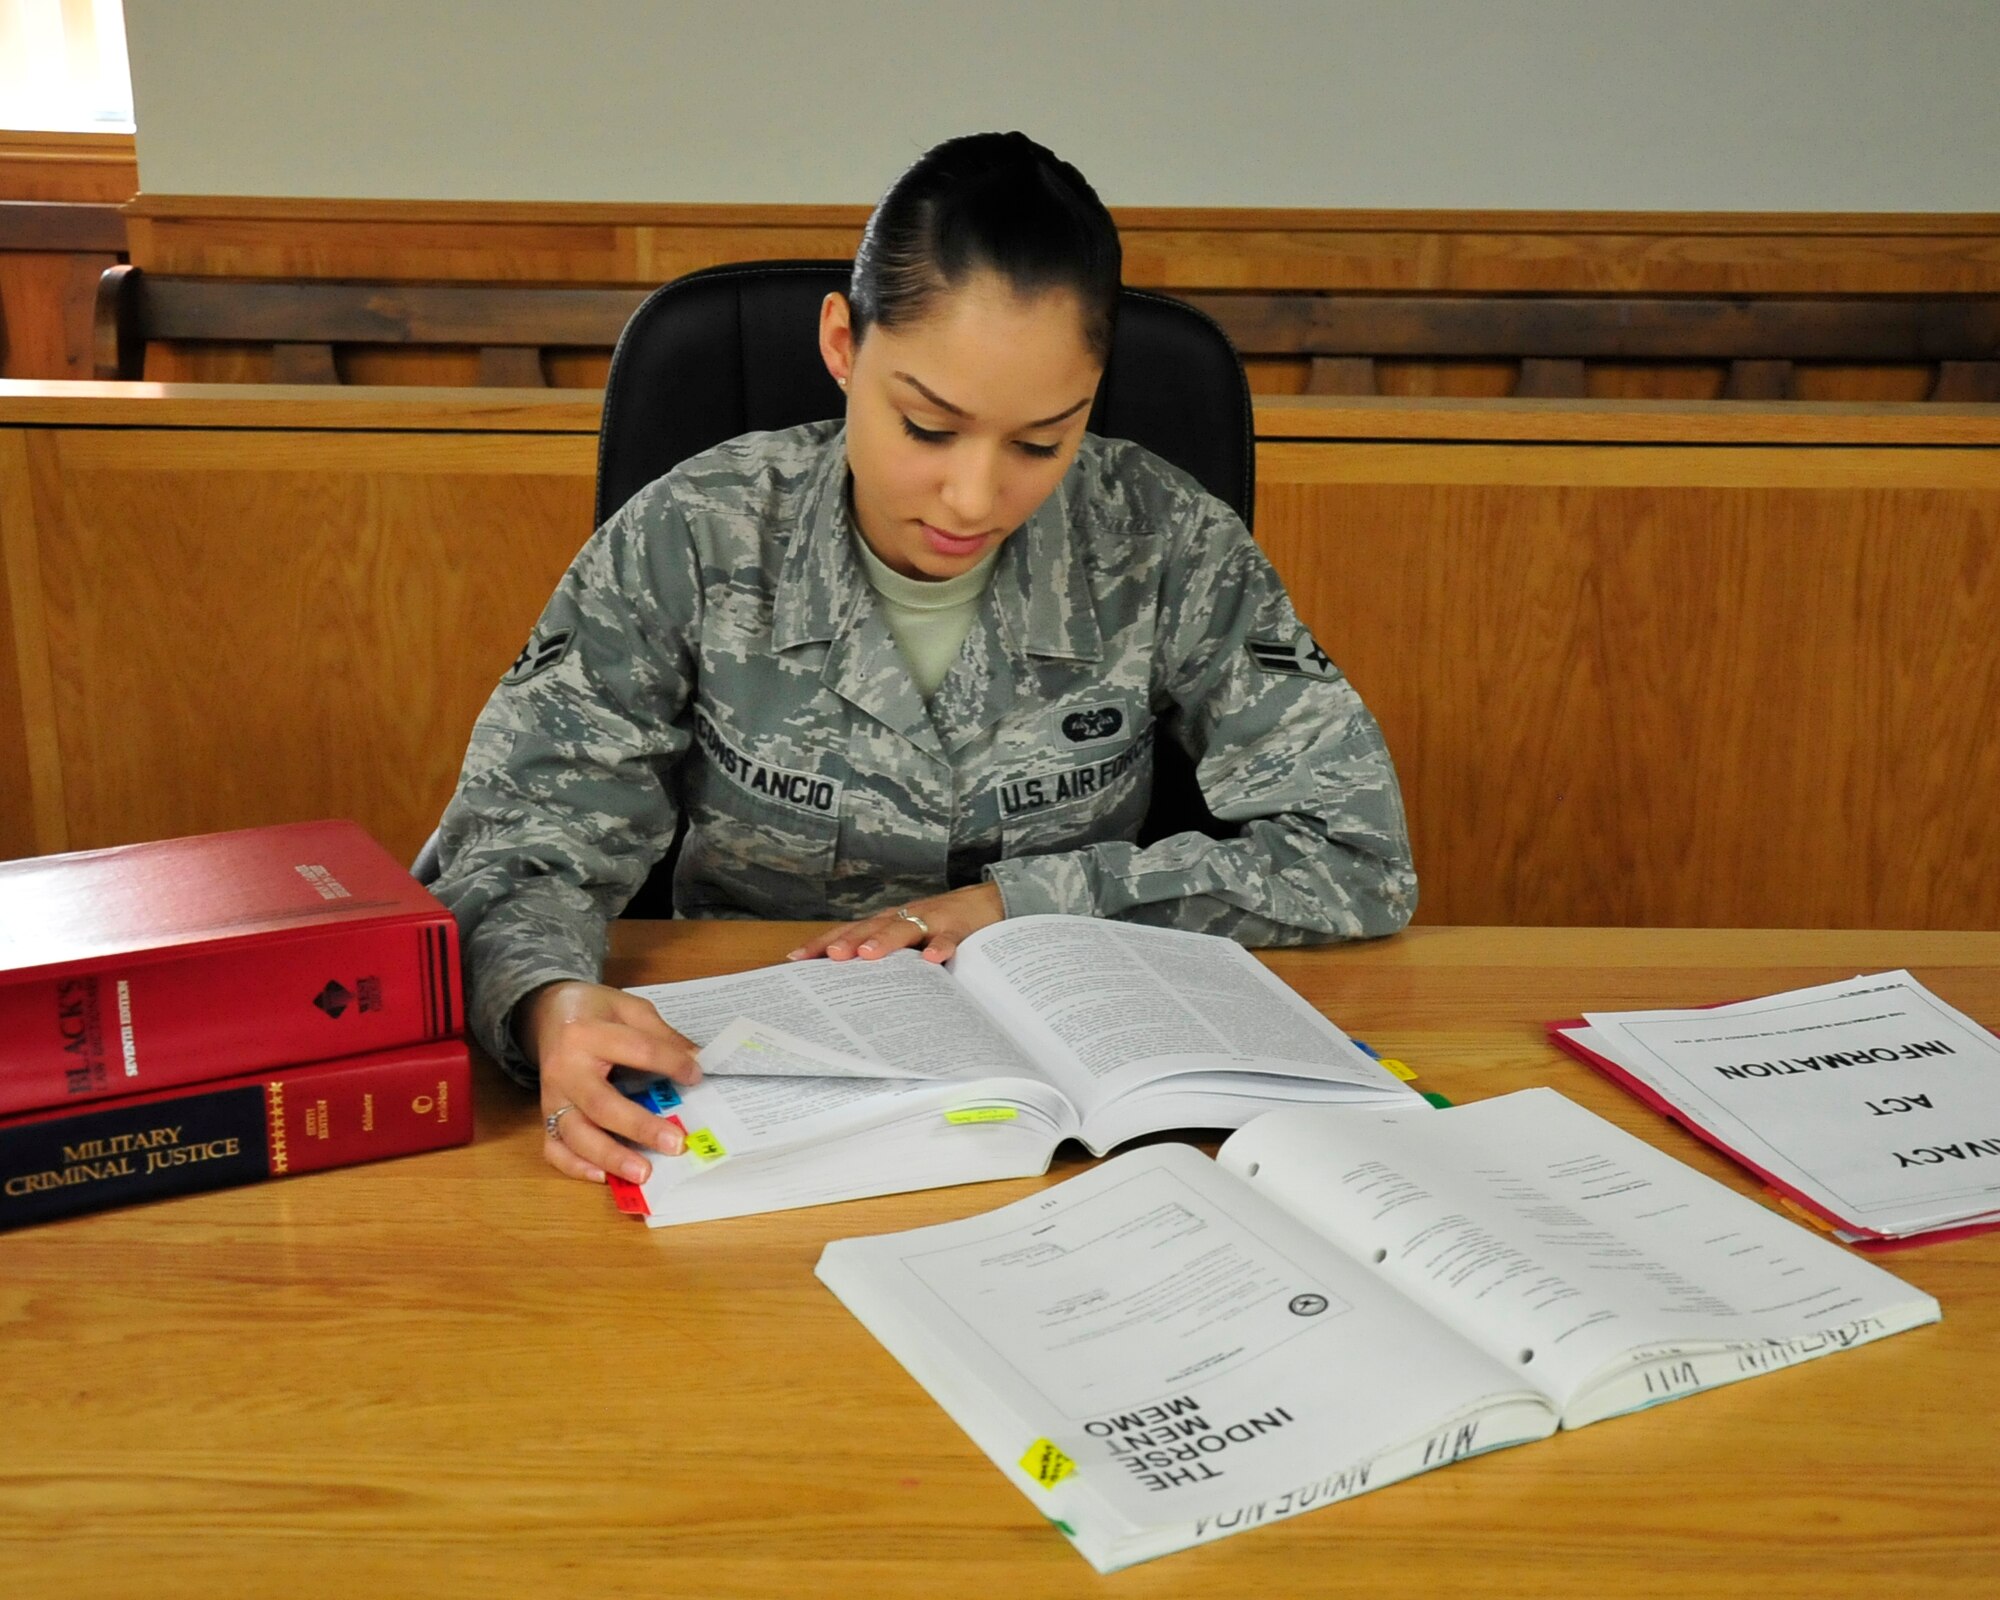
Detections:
[697, 1018, 930, 1079]
[625, 959, 1074, 1219]
[948, 916, 1414, 1149]
[1216, 1088, 1940, 1427]
[630, 949, 1041, 1080]
[634, 1019, 1060, 1209]
[817, 1144, 1556, 1571]
[1580, 972, 2000, 1237]
[635, 1072, 1069, 1224]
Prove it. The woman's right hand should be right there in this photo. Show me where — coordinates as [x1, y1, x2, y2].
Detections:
[516, 980, 700, 1184]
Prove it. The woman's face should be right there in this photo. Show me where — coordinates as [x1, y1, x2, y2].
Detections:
[820, 273, 1103, 580]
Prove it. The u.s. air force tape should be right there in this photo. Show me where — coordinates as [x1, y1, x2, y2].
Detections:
[691, 709, 843, 816]
[1247, 629, 1340, 680]
[998, 725, 1154, 819]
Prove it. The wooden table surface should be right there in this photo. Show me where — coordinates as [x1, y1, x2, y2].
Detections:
[4, 923, 1997, 1599]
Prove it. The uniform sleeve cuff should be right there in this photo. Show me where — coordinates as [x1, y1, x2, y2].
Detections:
[462, 909, 605, 1088]
[474, 962, 598, 1088]
[983, 853, 1096, 920]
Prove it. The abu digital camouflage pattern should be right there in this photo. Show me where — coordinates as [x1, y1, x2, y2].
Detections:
[431, 422, 1416, 1080]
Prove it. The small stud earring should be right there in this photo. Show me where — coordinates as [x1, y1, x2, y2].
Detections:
[836, 377, 848, 390]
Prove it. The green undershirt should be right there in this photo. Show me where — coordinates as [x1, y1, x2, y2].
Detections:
[852, 532, 1002, 698]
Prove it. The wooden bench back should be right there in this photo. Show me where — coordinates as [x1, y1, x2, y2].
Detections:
[94, 265, 2000, 400]
[94, 267, 646, 385]
[1183, 293, 2000, 401]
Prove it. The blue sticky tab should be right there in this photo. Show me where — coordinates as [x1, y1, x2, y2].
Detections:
[620, 1078, 682, 1114]
[1351, 1039, 1380, 1059]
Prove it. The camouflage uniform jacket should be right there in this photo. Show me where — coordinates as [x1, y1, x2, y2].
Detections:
[433, 421, 1416, 1079]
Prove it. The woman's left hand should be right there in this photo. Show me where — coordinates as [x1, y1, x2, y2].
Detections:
[788, 883, 1006, 965]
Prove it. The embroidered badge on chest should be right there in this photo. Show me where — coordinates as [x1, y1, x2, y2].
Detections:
[1247, 629, 1340, 680]
[503, 627, 573, 685]
[1052, 699, 1128, 747]
[692, 709, 844, 817]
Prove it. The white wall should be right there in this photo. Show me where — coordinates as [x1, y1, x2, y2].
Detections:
[122, 0, 2000, 210]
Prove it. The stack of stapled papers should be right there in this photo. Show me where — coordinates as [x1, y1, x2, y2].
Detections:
[1550, 971, 2000, 1247]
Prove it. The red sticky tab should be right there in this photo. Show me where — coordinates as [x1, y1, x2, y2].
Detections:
[607, 1174, 650, 1216]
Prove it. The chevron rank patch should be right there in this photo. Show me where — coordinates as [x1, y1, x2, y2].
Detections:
[503, 628, 573, 685]
[1247, 630, 1339, 680]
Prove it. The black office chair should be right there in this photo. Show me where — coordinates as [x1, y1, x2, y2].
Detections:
[414, 260, 1255, 913]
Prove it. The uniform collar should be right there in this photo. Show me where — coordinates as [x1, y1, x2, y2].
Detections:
[987, 467, 1103, 664]
[770, 428, 1105, 760]
[771, 430, 870, 652]
[771, 427, 1103, 665]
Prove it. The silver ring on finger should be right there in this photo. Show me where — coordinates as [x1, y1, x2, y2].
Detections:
[892, 906, 931, 937]
[544, 1104, 576, 1142]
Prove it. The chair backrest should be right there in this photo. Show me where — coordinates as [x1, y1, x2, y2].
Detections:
[596, 260, 1253, 527]
[418, 261, 1253, 908]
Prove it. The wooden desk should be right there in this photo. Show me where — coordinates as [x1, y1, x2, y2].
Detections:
[4, 923, 1997, 1598]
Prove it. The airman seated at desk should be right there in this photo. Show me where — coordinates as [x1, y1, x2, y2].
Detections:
[427, 133, 1415, 1189]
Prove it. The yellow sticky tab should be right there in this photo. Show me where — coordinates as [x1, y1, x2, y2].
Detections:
[685, 1128, 727, 1162]
[945, 1106, 1019, 1124]
[1020, 1438, 1076, 1490]
[1378, 1058, 1418, 1081]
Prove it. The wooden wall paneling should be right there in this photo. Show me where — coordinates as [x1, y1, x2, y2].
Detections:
[30, 427, 597, 864]
[0, 132, 137, 204]
[1126, 212, 2000, 295]
[1932, 362, 2000, 402]
[1252, 398, 2000, 447]
[1256, 440, 2000, 931]
[113, 201, 2000, 400]
[0, 430, 66, 859]
[124, 199, 2000, 296]
[11, 385, 2000, 926]
[0, 138, 134, 381]
[0, 250, 121, 379]
[141, 341, 274, 383]
[0, 203, 126, 381]
[340, 347, 486, 387]
[267, 342, 338, 383]
[0, 384, 607, 431]
[122, 199, 870, 285]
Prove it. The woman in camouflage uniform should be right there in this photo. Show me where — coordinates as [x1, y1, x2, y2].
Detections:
[431, 133, 1416, 1185]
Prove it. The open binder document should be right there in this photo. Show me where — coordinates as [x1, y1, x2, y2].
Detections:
[615, 916, 1418, 1226]
[815, 1088, 1937, 1572]
[1550, 971, 2000, 1244]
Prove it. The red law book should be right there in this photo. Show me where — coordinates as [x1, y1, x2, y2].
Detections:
[0, 820, 461, 1117]
[0, 1037, 472, 1230]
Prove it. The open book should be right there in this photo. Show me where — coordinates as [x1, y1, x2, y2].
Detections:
[616, 915, 1418, 1225]
[816, 1088, 1939, 1572]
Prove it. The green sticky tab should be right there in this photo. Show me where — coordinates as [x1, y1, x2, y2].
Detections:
[945, 1106, 1019, 1124]
[685, 1127, 727, 1161]
[1420, 1091, 1453, 1109]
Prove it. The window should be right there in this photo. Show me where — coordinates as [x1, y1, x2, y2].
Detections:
[0, 0, 133, 131]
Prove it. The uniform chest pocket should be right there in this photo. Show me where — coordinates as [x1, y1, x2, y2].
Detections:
[681, 709, 844, 895]
[997, 724, 1156, 858]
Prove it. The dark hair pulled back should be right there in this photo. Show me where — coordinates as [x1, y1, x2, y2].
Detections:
[849, 132, 1121, 364]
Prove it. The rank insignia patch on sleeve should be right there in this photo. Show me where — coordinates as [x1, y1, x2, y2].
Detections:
[503, 628, 573, 685]
[1247, 630, 1340, 680]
